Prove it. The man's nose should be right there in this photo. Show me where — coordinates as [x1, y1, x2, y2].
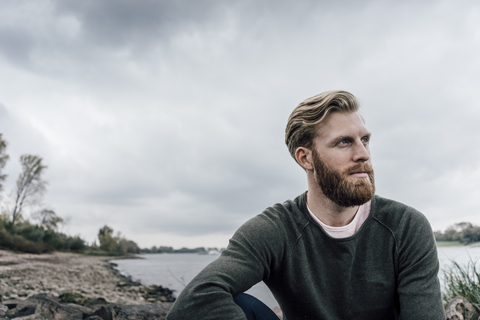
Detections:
[353, 141, 370, 162]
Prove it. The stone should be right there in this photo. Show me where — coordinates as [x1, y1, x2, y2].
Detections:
[11, 316, 36, 320]
[92, 305, 113, 320]
[5, 304, 36, 318]
[446, 296, 480, 320]
[3, 294, 84, 320]
[85, 297, 110, 309]
[0, 299, 22, 310]
[111, 303, 174, 320]
[64, 303, 94, 318]
[0, 304, 7, 317]
[34, 299, 83, 320]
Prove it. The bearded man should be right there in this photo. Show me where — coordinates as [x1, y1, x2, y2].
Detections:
[167, 91, 445, 320]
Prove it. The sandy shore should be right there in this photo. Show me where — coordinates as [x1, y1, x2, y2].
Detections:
[0, 249, 148, 304]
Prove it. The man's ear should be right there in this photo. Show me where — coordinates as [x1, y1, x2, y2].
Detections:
[295, 147, 314, 171]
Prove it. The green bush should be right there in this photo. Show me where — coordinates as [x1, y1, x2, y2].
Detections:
[15, 222, 45, 242]
[58, 292, 86, 305]
[64, 236, 87, 251]
[443, 259, 480, 310]
[0, 219, 87, 253]
[0, 229, 50, 253]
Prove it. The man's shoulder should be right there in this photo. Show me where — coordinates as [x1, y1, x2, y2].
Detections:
[237, 193, 309, 236]
[260, 192, 309, 223]
[229, 193, 309, 254]
[370, 194, 433, 236]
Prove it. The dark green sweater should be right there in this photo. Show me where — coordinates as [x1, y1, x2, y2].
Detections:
[167, 193, 445, 319]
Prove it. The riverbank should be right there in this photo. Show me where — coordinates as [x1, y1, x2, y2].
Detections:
[0, 249, 173, 304]
[436, 241, 480, 247]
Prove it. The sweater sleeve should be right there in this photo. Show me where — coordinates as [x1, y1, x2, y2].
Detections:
[166, 212, 285, 320]
[395, 208, 446, 319]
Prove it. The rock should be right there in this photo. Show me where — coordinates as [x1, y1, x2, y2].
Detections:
[86, 316, 105, 320]
[85, 297, 110, 309]
[142, 285, 175, 303]
[0, 295, 177, 320]
[1, 294, 85, 320]
[92, 305, 113, 320]
[31, 296, 84, 320]
[65, 303, 94, 318]
[445, 296, 480, 320]
[0, 299, 22, 310]
[0, 304, 7, 317]
[5, 304, 36, 318]
[26, 293, 59, 303]
[111, 303, 174, 320]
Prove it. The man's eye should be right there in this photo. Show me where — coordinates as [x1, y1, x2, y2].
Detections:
[361, 137, 369, 143]
[338, 139, 349, 145]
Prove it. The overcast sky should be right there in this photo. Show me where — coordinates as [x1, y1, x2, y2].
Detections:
[1, 0, 479, 249]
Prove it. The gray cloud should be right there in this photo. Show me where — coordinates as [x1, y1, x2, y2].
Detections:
[53, 0, 228, 47]
[0, 0, 479, 247]
[0, 28, 35, 66]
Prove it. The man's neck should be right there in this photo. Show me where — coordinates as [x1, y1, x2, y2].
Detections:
[306, 181, 359, 227]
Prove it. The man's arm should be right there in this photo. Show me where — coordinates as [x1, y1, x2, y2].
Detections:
[167, 213, 285, 319]
[395, 209, 446, 319]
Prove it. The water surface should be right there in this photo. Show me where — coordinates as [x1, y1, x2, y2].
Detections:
[111, 246, 480, 309]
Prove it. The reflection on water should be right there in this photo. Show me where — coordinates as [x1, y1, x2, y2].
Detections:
[111, 246, 480, 309]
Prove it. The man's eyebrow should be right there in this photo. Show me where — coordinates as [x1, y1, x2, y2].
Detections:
[334, 135, 352, 141]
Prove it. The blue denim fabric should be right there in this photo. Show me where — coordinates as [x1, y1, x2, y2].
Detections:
[233, 293, 279, 320]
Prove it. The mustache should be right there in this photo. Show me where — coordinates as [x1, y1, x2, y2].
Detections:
[347, 163, 374, 175]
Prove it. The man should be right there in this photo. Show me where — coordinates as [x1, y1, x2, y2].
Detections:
[167, 90, 445, 319]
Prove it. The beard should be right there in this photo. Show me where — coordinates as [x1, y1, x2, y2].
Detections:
[312, 149, 375, 207]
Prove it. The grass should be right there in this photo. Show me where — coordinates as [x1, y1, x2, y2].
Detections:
[436, 241, 480, 247]
[443, 259, 480, 310]
[58, 292, 87, 305]
[436, 241, 463, 247]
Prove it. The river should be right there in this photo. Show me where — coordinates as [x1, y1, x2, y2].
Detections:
[111, 246, 480, 309]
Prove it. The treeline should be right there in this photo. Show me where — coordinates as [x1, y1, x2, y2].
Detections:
[434, 222, 480, 245]
[141, 246, 222, 254]
[95, 225, 140, 255]
[0, 133, 140, 256]
[0, 212, 86, 253]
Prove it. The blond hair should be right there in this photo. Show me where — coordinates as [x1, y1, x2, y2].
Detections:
[285, 90, 359, 163]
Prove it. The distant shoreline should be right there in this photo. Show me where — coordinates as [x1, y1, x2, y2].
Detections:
[436, 241, 480, 248]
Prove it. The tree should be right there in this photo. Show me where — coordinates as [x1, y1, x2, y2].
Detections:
[435, 222, 480, 244]
[11, 155, 47, 225]
[32, 208, 63, 230]
[0, 134, 8, 192]
[98, 225, 116, 253]
[98, 225, 140, 255]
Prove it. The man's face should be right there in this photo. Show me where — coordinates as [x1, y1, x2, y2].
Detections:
[311, 111, 375, 207]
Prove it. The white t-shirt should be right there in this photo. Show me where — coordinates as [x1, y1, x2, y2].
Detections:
[307, 200, 372, 239]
